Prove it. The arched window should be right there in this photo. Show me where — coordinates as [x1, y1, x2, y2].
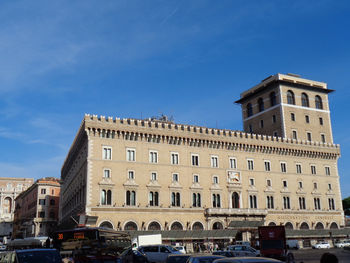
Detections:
[126, 191, 131, 205]
[268, 222, 277, 226]
[300, 222, 309, 229]
[270, 92, 277, 106]
[148, 221, 161, 230]
[131, 191, 136, 206]
[154, 192, 159, 206]
[247, 103, 253, 117]
[330, 222, 338, 229]
[107, 190, 112, 205]
[171, 192, 176, 206]
[285, 222, 293, 229]
[315, 95, 323, 109]
[287, 90, 295, 105]
[258, 98, 264, 112]
[213, 222, 223, 230]
[100, 221, 113, 229]
[101, 190, 106, 205]
[232, 192, 240, 208]
[149, 192, 154, 206]
[171, 222, 183, 230]
[124, 221, 137, 230]
[192, 222, 204, 230]
[315, 222, 324, 229]
[301, 93, 309, 107]
[3, 197, 12, 213]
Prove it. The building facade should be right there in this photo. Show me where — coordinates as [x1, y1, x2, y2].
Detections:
[60, 74, 343, 239]
[0, 177, 33, 238]
[13, 177, 60, 238]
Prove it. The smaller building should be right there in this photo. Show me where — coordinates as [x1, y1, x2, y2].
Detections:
[13, 177, 60, 238]
[0, 177, 33, 239]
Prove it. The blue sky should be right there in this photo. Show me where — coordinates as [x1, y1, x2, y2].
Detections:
[1, 0, 350, 197]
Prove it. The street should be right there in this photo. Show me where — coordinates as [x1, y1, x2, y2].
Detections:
[293, 248, 350, 263]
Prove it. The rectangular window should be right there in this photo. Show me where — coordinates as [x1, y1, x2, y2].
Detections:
[266, 179, 271, 187]
[283, 180, 288, 188]
[321, 134, 326, 143]
[126, 149, 135, 162]
[171, 153, 179, 165]
[264, 161, 271, 171]
[149, 151, 158, 163]
[319, 117, 323, 125]
[151, 172, 157, 181]
[39, 199, 46, 205]
[249, 178, 255, 186]
[298, 181, 303, 188]
[267, 196, 274, 209]
[280, 162, 287, 173]
[191, 154, 199, 166]
[128, 171, 135, 180]
[39, 211, 45, 218]
[103, 147, 112, 160]
[307, 132, 312, 141]
[328, 183, 332, 190]
[296, 164, 302, 174]
[229, 158, 237, 169]
[292, 130, 297, 140]
[299, 197, 306, 210]
[211, 156, 219, 168]
[325, 166, 331, 176]
[283, 196, 290, 209]
[291, 113, 295, 121]
[328, 198, 335, 210]
[103, 169, 111, 179]
[41, 189, 46, 194]
[272, 115, 276, 123]
[314, 198, 321, 210]
[313, 182, 318, 189]
[193, 174, 199, 183]
[213, 176, 219, 184]
[311, 165, 316, 175]
[249, 124, 253, 133]
[172, 173, 179, 182]
[273, 131, 278, 137]
[305, 115, 310, 123]
[247, 159, 254, 170]
[249, 195, 257, 209]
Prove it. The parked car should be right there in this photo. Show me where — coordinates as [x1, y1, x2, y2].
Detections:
[121, 247, 149, 263]
[212, 251, 236, 257]
[213, 257, 283, 263]
[226, 245, 260, 257]
[334, 240, 350, 248]
[0, 249, 61, 263]
[174, 246, 186, 254]
[187, 255, 225, 263]
[312, 241, 330, 249]
[166, 254, 191, 263]
[138, 245, 182, 263]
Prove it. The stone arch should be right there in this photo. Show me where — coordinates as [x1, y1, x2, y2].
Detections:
[284, 222, 293, 230]
[192, 221, 204, 230]
[170, 221, 183, 230]
[315, 222, 324, 230]
[99, 220, 114, 229]
[330, 222, 339, 229]
[124, 221, 138, 230]
[148, 221, 162, 231]
[212, 221, 224, 230]
[300, 222, 309, 230]
[268, 222, 277, 226]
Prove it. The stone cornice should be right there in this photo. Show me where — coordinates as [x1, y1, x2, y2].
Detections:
[82, 114, 340, 160]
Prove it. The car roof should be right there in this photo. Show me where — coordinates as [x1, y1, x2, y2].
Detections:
[214, 257, 282, 262]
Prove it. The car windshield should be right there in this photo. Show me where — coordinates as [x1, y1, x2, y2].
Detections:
[167, 255, 190, 263]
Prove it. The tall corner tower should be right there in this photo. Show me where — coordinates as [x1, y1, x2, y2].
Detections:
[235, 73, 334, 143]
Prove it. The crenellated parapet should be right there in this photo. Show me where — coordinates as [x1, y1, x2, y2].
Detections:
[82, 114, 340, 160]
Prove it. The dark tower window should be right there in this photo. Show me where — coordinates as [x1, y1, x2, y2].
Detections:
[258, 98, 264, 112]
[270, 92, 277, 106]
[287, 90, 295, 105]
[301, 93, 309, 107]
[315, 95, 323, 109]
[247, 103, 253, 117]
